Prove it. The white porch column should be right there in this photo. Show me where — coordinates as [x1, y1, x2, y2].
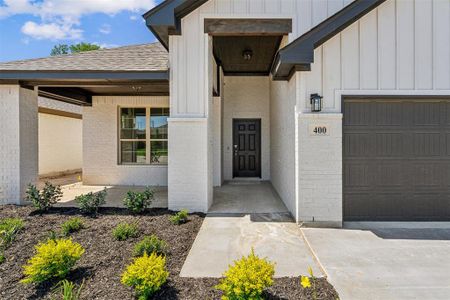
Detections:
[168, 118, 212, 212]
[167, 33, 214, 213]
[0, 85, 38, 205]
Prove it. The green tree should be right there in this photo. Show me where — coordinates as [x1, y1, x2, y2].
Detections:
[50, 44, 69, 56]
[50, 42, 101, 56]
[69, 42, 101, 53]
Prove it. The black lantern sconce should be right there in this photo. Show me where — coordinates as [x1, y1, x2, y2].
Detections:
[242, 49, 253, 61]
[310, 93, 323, 112]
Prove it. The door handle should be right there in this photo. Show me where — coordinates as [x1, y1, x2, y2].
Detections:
[233, 145, 238, 156]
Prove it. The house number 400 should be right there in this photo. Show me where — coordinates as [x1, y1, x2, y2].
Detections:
[313, 127, 327, 134]
[309, 125, 330, 136]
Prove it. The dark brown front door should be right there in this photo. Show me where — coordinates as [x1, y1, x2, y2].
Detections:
[233, 119, 261, 178]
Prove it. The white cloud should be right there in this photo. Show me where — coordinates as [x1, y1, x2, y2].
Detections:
[1, 0, 157, 40]
[99, 24, 111, 34]
[130, 15, 138, 21]
[94, 42, 119, 49]
[21, 21, 83, 40]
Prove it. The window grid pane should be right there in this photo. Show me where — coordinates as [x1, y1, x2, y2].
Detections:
[119, 107, 169, 165]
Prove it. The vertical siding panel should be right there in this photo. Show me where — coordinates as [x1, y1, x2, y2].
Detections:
[248, 0, 265, 13]
[327, 0, 344, 16]
[184, 13, 200, 114]
[264, 0, 280, 14]
[433, 0, 450, 89]
[215, 0, 232, 14]
[297, 0, 312, 36]
[378, 0, 396, 89]
[280, 0, 295, 15]
[414, 0, 433, 89]
[312, 0, 328, 26]
[306, 47, 323, 110]
[341, 22, 360, 89]
[232, 0, 247, 13]
[323, 35, 341, 110]
[359, 10, 378, 89]
[396, 0, 414, 89]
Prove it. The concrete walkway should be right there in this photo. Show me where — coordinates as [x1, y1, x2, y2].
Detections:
[180, 182, 322, 278]
[302, 224, 450, 300]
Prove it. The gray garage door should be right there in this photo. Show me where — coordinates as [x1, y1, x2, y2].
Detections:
[343, 98, 450, 221]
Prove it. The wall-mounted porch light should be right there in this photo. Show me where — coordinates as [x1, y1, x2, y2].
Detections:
[310, 93, 323, 112]
[242, 49, 253, 61]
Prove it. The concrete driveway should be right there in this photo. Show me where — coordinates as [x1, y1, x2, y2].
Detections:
[302, 223, 450, 300]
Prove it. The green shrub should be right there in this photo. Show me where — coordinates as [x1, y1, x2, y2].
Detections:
[47, 230, 59, 241]
[25, 182, 63, 211]
[0, 253, 5, 264]
[61, 218, 84, 236]
[113, 223, 139, 241]
[76, 189, 107, 216]
[21, 238, 85, 284]
[170, 209, 189, 225]
[121, 252, 169, 300]
[123, 188, 154, 214]
[0, 218, 24, 250]
[134, 235, 168, 257]
[56, 279, 84, 300]
[216, 249, 275, 300]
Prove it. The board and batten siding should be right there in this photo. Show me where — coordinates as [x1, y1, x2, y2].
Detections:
[299, 0, 450, 112]
[170, 0, 356, 117]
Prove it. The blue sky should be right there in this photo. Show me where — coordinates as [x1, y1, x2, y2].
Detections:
[0, 0, 163, 62]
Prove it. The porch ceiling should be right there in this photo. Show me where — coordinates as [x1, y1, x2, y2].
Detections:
[213, 36, 282, 76]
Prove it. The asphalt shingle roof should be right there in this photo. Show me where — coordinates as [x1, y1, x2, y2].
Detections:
[0, 43, 168, 72]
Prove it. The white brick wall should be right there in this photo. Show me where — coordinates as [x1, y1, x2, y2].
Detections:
[270, 77, 297, 219]
[39, 113, 82, 175]
[0, 85, 38, 205]
[38, 97, 82, 115]
[83, 96, 169, 186]
[168, 118, 211, 212]
[297, 113, 343, 227]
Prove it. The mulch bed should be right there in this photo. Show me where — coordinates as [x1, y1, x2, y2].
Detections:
[0, 205, 338, 300]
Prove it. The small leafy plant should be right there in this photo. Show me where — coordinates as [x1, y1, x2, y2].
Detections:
[134, 235, 168, 257]
[123, 188, 154, 214]
[113, 222, 139, 241]
[76, 189, 107, 216]
[0, 218, 24, 264]
[21, 238, 85, 284]
[61, 218, 84, 236]
[216, 249, 275, 300]
[0, 218, 24, 249]
[300, 267, 318, 300]
[170, 209, 189, 225]
[121, 252, 169, 300]
[55, 279, 84, 300]
[25, 182, 63, 211]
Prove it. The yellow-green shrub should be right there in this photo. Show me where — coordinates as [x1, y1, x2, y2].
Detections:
[216, 249, 275, 300]
[121, 252, 169, 300]
[21, 238, 85, 284]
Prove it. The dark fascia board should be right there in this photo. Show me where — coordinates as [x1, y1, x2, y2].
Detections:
[143, 0, 208, 48]
[38, 87, 92, 106]
[0, 70, 169, 81]
[271, 0, 387, 80]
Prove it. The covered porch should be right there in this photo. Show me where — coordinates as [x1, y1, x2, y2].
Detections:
[0, 44, 169, 206]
